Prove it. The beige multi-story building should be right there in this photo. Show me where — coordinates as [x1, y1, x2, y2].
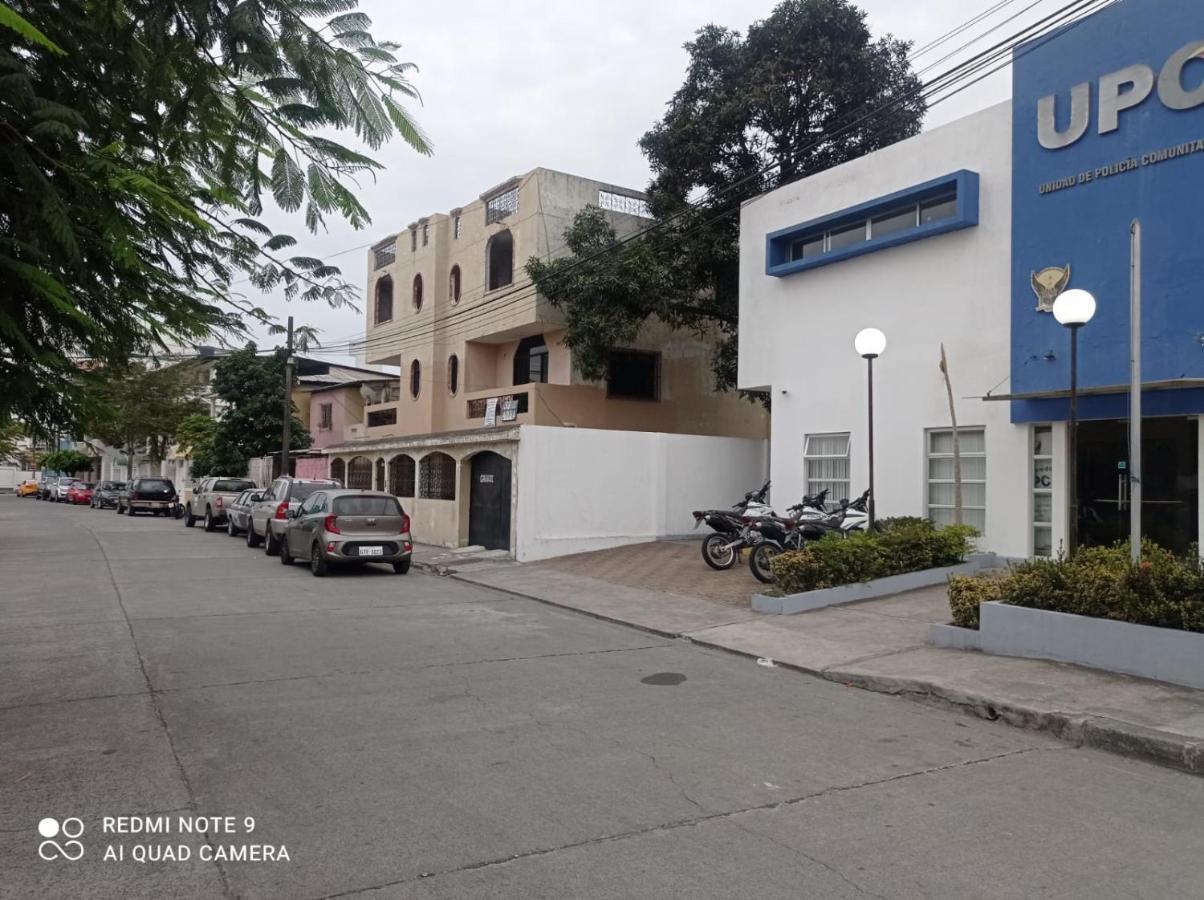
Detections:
[326, 167, 767, 553]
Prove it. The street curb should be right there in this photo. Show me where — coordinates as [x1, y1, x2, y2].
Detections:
[439, 567, 1204, 777]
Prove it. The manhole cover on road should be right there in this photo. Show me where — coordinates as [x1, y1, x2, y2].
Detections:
[640, 672, 687, 686]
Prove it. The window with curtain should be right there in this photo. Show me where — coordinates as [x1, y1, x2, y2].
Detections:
[804, 433, 850, 506]
[927, 427, 987, 532]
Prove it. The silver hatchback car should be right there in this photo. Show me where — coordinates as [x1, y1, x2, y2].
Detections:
[280, 489, 413, 577]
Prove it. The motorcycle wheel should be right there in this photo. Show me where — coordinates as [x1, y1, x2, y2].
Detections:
[749, 542, 782, 584]
[701, 533, 737, 571]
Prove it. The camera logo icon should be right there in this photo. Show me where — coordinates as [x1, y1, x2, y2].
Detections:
[38, 817, 85, 861]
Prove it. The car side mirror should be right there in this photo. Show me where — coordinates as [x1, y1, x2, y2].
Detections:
[286, 508, 299, 519]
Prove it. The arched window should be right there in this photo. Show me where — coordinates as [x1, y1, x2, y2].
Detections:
[347, 456, 372, 490]
[389, 455, 416, 497]
[330, 458, 346, 484]
[420, 452, 456, 500]
[449, 265, 461, 303]
[412, 273, 423, 311]
[514, 335, 549, 385]
[374, 276, 393, 324]
[448, 354, 460, 396]
[374, 458, 385, 490]
[409, 359, 421, 398]
[486, 230, 513, 291]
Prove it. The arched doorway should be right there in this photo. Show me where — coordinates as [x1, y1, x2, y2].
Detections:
[469, 452, 511, 551]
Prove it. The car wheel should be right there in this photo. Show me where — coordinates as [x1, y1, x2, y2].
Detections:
[310, 543, 328, 577]
[280, 539, 294, 566]
[264, 528, 280, 556]
[246, 521, 261, 548]
[392, 560, 411, 575]
[227, 517, 238, 537]
[203, 509, 216, 532]
[184, 504, 195, 527]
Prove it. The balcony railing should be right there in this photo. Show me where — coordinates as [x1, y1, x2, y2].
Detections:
[467, 391, 530, 421]
[365, 384, 401, 405]
[373, 241, 397, 270]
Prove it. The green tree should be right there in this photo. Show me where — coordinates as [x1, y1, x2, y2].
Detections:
[87, 363, 208, 471]
[0, 1, 430, 434]
[175, 414, 217, 461]
[201, 344, 310, 477]
[39, 448, 95, 475]
[527, 0, 924, 391]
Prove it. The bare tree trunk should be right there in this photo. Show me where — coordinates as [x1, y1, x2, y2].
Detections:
[939, 344, 963, 526]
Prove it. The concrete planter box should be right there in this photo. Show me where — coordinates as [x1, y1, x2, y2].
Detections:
[928, 622, 983, 651]
[753, 553, 1000, 615]
[970, 602, 1204, 690]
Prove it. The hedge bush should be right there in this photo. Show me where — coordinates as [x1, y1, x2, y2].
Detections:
[769, 520, 978, 594]
[947, 540, 1204, 633]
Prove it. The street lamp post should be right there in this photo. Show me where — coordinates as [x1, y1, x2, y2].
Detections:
[854, 328, 887, 531]
[1052, 289, 1097, 556]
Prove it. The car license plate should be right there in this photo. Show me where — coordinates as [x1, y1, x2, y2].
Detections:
[359, 546, 384, 557]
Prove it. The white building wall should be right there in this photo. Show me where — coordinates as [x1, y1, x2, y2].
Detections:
[739, 103, 1036, 558]
[515, 425, 768, 562]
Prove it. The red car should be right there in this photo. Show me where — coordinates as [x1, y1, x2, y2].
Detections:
[66, 482, 95, 505]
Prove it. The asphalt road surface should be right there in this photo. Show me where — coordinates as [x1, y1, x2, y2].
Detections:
[2, 494, 1203, 899]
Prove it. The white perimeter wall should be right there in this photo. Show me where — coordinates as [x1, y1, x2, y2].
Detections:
[739, 102, 1036, 558]
[515, 425, 769, 562]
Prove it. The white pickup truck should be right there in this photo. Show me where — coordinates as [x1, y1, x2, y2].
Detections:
[185, 476, 258, 531]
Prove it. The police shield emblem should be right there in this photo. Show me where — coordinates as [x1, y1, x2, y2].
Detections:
[1031, 265, 1071, 312]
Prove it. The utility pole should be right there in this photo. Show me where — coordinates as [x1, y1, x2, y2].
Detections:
[282, 315, 294, 479]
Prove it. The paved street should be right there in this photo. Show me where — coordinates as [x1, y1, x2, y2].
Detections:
[3, 495, 1204, 900]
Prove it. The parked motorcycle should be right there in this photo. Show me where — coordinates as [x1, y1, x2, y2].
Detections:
[692, 482, 774, 571]
[747, 489, 872, 584]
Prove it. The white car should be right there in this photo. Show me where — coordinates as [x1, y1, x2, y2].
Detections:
[53, 478, 78, 502]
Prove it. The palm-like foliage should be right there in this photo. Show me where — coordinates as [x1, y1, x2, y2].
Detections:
[0, 1, 430, 433]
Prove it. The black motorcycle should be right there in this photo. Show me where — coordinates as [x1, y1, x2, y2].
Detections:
[747, 490, 872, 584]
[692, 481, 772, 571]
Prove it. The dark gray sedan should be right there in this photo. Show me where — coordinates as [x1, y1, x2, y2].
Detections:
[279, 489, 412, 577]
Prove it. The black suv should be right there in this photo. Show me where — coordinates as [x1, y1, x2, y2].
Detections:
[117, 477, 179, 517]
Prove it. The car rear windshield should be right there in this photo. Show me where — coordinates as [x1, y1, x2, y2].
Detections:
[214, 479, 256, 493]
[333, 496, 403, 517]
[138, 479, 173, 492]
[289, 482, 338, 501]
[80, 483, 96, 489]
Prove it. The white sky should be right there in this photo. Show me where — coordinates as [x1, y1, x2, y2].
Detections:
[247, 0, 1073, 363]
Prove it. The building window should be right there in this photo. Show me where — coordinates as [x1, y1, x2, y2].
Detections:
[453, 215, 461, 239]
[374, 458, 385, 490]
[513, 336, 548, 385]
[420, 452, 456, 500]
[927, 427, 987, 533]
[347, 456, 372, 490]
[409, 359, 421, 398]
[449, 265, 461, 303]
[448, 354, 460, 396]
[330, 458, 345, 484]
[598, 190, 652, 218]
[410, 227, 417, 252]
[412, 273, 423, 311]
[487, 230, 513, 291]
[422, 223, 429, 246]
[389, 454, 416, 497]
[367, 408, 397, 427]
[1032, 425, 1053, 557]
[606, 350, 659, 400]
[374, 276, 393, 324]
[373, 240, 396, 270]
[766, 170, 979, 277]
[318, 403, 333, 431]
[485, 187, 518, 225]
[804, 433, 850, 507]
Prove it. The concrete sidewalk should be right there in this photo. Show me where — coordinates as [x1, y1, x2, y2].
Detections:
[450, 560, 1204, 776]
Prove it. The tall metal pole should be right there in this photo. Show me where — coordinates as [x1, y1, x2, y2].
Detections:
[282, 315, 294, 480]
[1067, 324, 1080, 556]
[1129, 220, 1142, 563]
[867, 355, 876, 531]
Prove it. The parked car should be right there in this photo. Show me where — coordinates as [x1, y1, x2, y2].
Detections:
[224, 488, 263, 537]
[91, 481, 126, 509]
[116, 477, 179, 516]
[185, 476, 258, 531]
[16, 480, 39, 497]
[53, 477, 78, 502]
[246, 476, 342, 555]
[65, 482, 95, 505]
[37, 476, 58, 500]
[280, 489, 412, 576]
